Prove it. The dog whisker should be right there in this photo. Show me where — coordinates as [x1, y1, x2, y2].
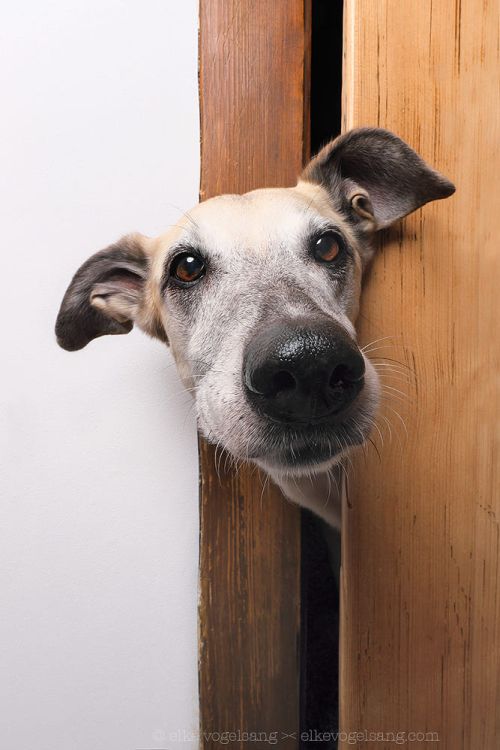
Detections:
[361, 334, 404, 352]
[366, 435, 382, 464]
[374, 372, 413, 387]
[371, 419, 385, 450]
[163, 200, 200, 231]
[370, 362, 413, 377]
[380, 386, 413, 405]
[377, 412, 393, 447]
[259, 471, 271, 511]
[369, 356, 415, 373]
[380, 403, 409, 441]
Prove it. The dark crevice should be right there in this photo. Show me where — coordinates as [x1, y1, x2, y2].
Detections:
[300, 1, 344, 747]
[310, 0, 344, 156]
[300, 513, 340, 748]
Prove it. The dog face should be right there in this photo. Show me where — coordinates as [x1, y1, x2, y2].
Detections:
[56, 129, 454, 479]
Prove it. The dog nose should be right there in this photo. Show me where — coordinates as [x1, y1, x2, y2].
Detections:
[244, 321, 365, 423]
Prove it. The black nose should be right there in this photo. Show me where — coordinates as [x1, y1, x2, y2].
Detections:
[243, 320, 365, 423]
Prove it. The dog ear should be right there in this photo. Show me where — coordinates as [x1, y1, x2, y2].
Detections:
[302, 127, 455, 229]
[55, 234, 166, 351]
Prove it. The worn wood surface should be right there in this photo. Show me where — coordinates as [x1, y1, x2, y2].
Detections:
[341, 1, 500, 748]
[198, 2, 310, 745]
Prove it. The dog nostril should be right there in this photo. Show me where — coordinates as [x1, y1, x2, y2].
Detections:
[273, 370, 296, 393]
[330, 363, 363, 388]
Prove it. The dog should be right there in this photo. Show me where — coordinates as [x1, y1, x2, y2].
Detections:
[55, 128, 455, 528]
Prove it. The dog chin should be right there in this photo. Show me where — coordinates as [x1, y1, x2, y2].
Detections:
[252, 426, 367, 478]
[255, 451, 344, 479]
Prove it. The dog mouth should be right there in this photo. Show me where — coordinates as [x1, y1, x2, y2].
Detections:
[251, 410, 370, 472]
[197, 376, 377, 475]
[272, 436, 344, 466]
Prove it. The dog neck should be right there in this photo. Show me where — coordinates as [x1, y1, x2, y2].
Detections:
[270, 467, 344, 529]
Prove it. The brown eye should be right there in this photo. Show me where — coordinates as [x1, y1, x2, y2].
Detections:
[170, 252, 206, 285]
[313, 231, 342, 263]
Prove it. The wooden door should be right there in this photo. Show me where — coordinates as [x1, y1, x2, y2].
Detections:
[341, 2, 500, 747]
[197, 2, 310, 745]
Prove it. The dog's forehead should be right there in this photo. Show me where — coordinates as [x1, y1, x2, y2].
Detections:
[188, 183, 334, 253]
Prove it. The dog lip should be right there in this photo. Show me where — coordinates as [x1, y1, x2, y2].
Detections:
[262, 407, 346, 427]
[282, 442, 341, 465]
[263, 438, 343, 468]
[254, 422, 366, 468]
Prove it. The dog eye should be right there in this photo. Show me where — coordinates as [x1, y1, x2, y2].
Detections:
[312, 231, 342, 263]
[170, 252, 206, 285]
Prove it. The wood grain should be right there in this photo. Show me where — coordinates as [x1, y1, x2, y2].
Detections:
[341, 1, 500, 748]
[198, 2, 310, 745]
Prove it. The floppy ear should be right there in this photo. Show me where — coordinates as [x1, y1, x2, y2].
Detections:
[302, 127, 455, 230]
[55, 234, 166, 351]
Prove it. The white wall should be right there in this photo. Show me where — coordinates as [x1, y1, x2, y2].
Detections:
[0, 2, 200, 748]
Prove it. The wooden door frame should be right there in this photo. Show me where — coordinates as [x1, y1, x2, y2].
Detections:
[197, 2, 311, 745]
[341, 2, 499, 747]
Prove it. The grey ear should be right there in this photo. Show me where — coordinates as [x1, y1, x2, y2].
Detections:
[302, 127, 455, 229]
[55, 234, 164, 351]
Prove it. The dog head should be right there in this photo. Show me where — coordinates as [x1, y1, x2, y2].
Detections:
[56, 128, 454, 478]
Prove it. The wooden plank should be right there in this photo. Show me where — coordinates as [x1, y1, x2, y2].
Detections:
[341, 1, 500, 747]
[198, 1, 310, 744]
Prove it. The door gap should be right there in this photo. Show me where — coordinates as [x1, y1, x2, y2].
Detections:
[300, 1, 344, 746]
